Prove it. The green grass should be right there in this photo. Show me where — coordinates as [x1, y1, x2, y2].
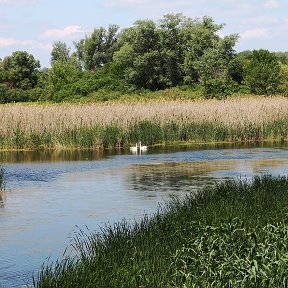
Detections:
[78, 86, 203, 103]
[1, 118, 287, 150]
[34, 175, 288, 287]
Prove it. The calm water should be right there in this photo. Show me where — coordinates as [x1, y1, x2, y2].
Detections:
[0, 144, 288, 288]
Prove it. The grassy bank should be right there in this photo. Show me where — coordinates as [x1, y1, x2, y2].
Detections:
[34, 175, 288, 287]
[1, 96, 288, 150]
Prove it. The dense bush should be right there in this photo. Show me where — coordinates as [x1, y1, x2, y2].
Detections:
[0, 14, 287, 103]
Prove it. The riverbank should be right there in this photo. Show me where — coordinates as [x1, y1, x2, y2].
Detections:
[34, 175, 288, 287]
[0, 96, 288, 150]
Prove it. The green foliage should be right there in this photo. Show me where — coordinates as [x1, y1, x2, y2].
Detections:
[0, 51, 40, 89]
[51, 41, 71, 65]
[158, 13, 186, 87]
[275, 51, 288, 65]
[171, 220, 288, 287]
[0, 15, 288, 102]
[48, 61, 83, 102]
[34, 175, 288, 287]
[279, 64, 288, 96]
[114, 14, 239, 93]
[0, 51, 41, 102]
[75, 25, 119, 71]
[0, 83, 9, 103]
[116, 19, 165, 90]
[244, 49, 281, 95]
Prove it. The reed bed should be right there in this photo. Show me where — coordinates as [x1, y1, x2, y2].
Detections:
[34, 175, 288, 287]
[1, 96, 288, 149]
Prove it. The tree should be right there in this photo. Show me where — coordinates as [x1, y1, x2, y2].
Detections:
[0, 51, 40, 90]
[75, 25, 119, 70]
[158, 13, 186, 87]
[183, 16, 225, 84]
[275, 51, 288, 65]
[194, 48, 229, 98]
[48, 61, 82, 101]
[244, 49, 281, 95]
[115, 19, 165, 90]
[51, 41, 71, 65]
[279, 64, 288, 95]
[181, 15, 239, 94]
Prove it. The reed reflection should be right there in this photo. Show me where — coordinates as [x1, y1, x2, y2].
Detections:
[0, 149, 111, 163]
[125, 161, 235, 194]
[0, 192, 4, 208]
[125, 157, 288, 195]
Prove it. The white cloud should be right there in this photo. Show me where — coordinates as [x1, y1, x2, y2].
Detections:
[41, 25, 89, 39]
[241, 28, 271, 40]
[247, 16, 279, 25]
[0, 0, 36, 4]
[0, 37, 19, 47]
[0, 37, 51, 50]
[264, 0, 281, 9]
[103, 0, 148, 8]
[103, 0, 147, 6]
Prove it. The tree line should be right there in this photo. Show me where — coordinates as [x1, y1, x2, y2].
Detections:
[0, 13, 288, 103]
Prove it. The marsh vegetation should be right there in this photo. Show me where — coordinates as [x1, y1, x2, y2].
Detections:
[0, 11, 287, 288]
[34, 175, 288, 287]
[0, 96, 288, 150]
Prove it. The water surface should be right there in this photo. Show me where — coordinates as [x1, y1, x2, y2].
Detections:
[0, 144, 288, 287]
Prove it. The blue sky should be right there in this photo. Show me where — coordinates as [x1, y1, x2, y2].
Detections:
[1, 0, 288, 68]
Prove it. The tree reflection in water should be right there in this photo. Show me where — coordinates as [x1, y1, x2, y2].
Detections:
[125, 157, 288, 197]
[125, 161, 231, 195]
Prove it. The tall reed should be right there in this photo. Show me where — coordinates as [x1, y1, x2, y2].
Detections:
[0, 96, 288, 149]
[34, 175, 288, 287]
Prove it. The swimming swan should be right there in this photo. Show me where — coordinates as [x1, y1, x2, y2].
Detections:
[139, 142, 148, 151]
[130, 143, 138, 152]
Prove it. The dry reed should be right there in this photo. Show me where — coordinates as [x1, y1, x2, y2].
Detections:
[0, 96, 287, 133]
[0, 96, 287, 149]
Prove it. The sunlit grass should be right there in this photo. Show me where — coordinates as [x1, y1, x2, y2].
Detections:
[34, 175, 288, 287]
[0, 95, 288, 149]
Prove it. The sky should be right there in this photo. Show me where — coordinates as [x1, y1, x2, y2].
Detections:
[1, 0, 288, 68]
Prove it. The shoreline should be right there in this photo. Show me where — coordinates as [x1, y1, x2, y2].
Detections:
[34, 175, 288, 287]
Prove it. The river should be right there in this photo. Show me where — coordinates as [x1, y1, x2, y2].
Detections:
[0, 144, 288, 287]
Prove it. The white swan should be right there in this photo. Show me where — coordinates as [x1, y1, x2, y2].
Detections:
[139, 142, 148, 151]
[130, 143, 138, 153]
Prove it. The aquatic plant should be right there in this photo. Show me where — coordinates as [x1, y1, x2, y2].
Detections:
[0, 96, 288, 150]
[34, 175, 288, 287]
